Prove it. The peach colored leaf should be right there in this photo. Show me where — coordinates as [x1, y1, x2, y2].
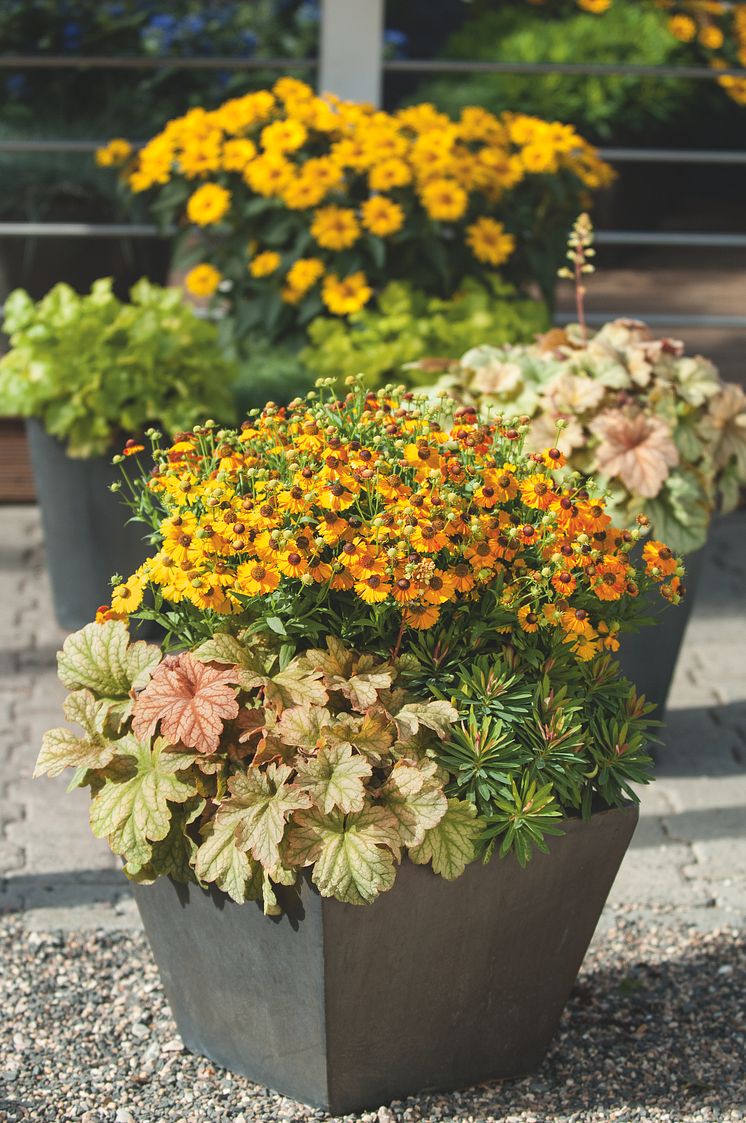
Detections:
[131, 652, 239, 754]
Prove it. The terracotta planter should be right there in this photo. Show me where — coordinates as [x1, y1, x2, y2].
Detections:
[133, 803, 638, 1115]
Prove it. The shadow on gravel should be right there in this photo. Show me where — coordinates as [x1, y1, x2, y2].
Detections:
[0, 869, 131, 914]
[450, 929, 746, 1121]
[0, 922, 743, 1122]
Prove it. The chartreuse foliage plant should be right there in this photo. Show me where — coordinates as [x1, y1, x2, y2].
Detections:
[36, 381, 683, 909]
[101, 76, 612, 349]
[301, 277, 549, 391]
[0, 278, 236, 457]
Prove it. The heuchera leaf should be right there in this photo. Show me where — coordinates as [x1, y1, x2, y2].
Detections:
[221, 762, 311, 869]
[132, 799, 205, 885]
[194, 631, 272, 690]
[194, 805, 262, 904]
[303, 635, 353, 679]
[276, 705, 331, 749]
[393, 699, 459, 741]
[286, 804, 400, 905]
[379, 758, 448, 847]
[57, 621, 161, 699]
[326, 710, 394, 763]
[295, 742, 372, 814]
[131, 652, 240, 754]
[265, 663, 328, 710]
[89, 736, 194, 874]
[63, 689, 110, 737]
[409, 797, 482, 880]
[304, 639, 392, 711]
[34, 725, 116, 779]
[34, 689, 118, 779]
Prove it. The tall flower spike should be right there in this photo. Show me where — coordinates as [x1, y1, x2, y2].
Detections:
[558, 212, 596, 343]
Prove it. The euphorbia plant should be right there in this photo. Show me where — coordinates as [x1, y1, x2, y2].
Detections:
[36, 380, 683, 910]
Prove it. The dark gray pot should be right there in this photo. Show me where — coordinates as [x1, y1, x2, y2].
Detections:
[25, 419, 151, 631]
[132, 803, 638, 1115]
[616, 543, 706, 717]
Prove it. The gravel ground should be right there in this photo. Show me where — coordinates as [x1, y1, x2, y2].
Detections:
[0, 913, 744, 1123]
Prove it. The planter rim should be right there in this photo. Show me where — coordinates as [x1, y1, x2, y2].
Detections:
[134, 799, 638, 908]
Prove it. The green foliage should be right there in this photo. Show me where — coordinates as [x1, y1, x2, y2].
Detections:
[0, 278, 237, 457]
[438, 320, 746, 555]
[431, 645, 657, 865]
[416, 4, 698, 142]
[228, 333, 317, 415]
[37, 613, 658, 904]
[301, 278, 549, 391]
[36, 626, 478, 910]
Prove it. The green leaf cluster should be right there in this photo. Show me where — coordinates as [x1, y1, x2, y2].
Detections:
[36, 622, 489, 911]
[429, 645, 657, 866]
[301, 277, 549, 392]
[0, 278, 237, 457]
[415, 3, 702, 144]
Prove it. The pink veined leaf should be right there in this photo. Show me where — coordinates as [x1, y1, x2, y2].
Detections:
[131, 653, 240, 754]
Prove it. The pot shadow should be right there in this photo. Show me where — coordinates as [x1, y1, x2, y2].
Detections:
[440, 930, 745, 1120]
[658, 703, 746, 776]
[0, 869, 130, 913]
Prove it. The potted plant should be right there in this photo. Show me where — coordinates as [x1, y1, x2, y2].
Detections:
[423, 216, 746, 712]
[0, 277, 236, 630]
[35, 379, 683, 1113]
[101, 78, 613, 400]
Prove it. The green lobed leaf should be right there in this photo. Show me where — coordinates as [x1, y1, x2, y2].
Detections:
[222, 762, 311, 870]
[276, 704, 331, 750]
[130, 799, 205, 885]
[63, 689, 110, 738]
[286, 804, 400, 905]
[57, 621, 161, 700]
[409, 797, 482, 880]
[89, 735, 194, 869]
[295, 742, 372, 815]
[379, 759, 448, 848]
[194, 806, 262, 904]
[393, 699, 459, 741]
[34, 726, 116, 779]
[325, 710, 394, 764]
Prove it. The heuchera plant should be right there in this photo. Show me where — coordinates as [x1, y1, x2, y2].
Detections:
[428, 216, 746, 555]
[36, 381, 683, 910]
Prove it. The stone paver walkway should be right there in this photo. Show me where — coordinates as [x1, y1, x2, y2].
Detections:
[0, 505, 744, 931]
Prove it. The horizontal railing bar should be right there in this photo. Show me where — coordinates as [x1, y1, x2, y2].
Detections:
[556, 311, 746, 329]
[383, 59, 746, 80]
[2, 223, 745, 248]
[0, 222, 164, 237]
[595, 231, 746, 247]
[3, 141, 746, 166]
[1, 56, 746, 80]
[0, 55, 316, 70]
[599, 147, 746, 165]
[2, 300, 743, 330]
[0, 139, 117, 153]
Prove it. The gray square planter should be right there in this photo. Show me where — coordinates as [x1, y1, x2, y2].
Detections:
[132, 802, 638, 1115]
[25, 419, 152, 631]
[617, 543, 706, 716]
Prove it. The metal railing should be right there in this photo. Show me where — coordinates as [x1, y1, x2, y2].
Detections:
[1, 51, 745, 329]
